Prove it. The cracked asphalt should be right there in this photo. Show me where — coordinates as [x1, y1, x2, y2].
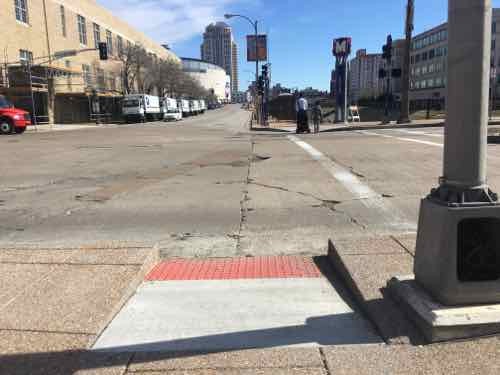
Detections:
[4, 105, 500, 258]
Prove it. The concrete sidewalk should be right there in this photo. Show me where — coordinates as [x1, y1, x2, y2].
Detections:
[252, 118, 500, 134]
[26, 123, 116, 133]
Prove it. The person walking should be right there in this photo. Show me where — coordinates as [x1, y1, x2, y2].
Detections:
[312, 101, 323, 134]
[295, 93, 310, 134]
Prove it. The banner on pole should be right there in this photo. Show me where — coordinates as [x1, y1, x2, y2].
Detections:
[247, 35, 268, 62]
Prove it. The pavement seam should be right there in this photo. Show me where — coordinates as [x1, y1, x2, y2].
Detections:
[318, 348, 333, 375]
[390, 235, 416, 258]
[126, 365, 327, 373]
[235, 139, 254, 255]
[0, 261, 145, 266]
[0, 327, 96, 336]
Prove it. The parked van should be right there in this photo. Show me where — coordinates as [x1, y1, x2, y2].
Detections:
[199, 100, 207, 114]
[163, 97, 182, 121]
[190, 100, 200, 115]
[122, 94, 161, 123]
[178, 99, 191, 117]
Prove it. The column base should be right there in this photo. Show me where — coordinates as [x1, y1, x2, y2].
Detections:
[415, 197, 500, 305]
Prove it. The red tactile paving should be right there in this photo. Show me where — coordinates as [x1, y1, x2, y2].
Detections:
[145, 256, 322, 281]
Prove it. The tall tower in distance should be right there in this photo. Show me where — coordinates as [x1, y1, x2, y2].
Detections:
[201, 22, 239, 98]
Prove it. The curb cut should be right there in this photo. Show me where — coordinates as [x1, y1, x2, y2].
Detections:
[88, 245, 160, 348]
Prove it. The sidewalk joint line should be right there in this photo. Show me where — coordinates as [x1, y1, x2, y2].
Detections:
[319, 347, 333, 375]
[0, 327, 95, 336]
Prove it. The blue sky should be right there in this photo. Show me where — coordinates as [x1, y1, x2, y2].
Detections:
[98, 0, 500, 91]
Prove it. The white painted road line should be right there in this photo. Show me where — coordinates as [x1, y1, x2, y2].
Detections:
[360, 130, 444, 148]
[386, 129, 444, 138]
[288, 135, 415, 231]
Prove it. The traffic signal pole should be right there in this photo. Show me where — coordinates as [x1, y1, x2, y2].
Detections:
[398, 0, 414, 124]
[414, 0, 500, 305]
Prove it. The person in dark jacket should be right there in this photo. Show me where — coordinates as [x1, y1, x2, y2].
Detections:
[295, 93, 310, 133]
[312, 101, 323, 134]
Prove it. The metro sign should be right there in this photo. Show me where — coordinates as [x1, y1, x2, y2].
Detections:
[333, 38, 352, 58]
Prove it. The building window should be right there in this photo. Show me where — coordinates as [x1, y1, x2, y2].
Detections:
[19, 49, 33, 64]
[492, 39, 496, 51]
[441, 30, 448, 41]
[422, 65, 428, 74]
[428, 78, 434, 88]
[77, 15, 87, 45]
[415, 54, 421, 63]
[421, 80, 427, 89]
[14, 0, 28, 24]
[117, 35, 123, 56]
[82, 64, 91, 87]
[493, 22, 497, 34]
[60, 5, 66, 37]
[106, 30, 113, 55]
[429, 49, 435, 59]
[436, 77, 443, 87]
[435, 47, 443, 57]
[429, 63, 435, 73]
[96, 68, 105, 90]
[93, 23, 100, 49]
[415, 66, 421, 76]
[422, 51, 428, 61]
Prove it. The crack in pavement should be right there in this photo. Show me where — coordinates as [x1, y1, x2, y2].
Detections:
[248, 181, 368, 230]
[235, 141, 255, 255]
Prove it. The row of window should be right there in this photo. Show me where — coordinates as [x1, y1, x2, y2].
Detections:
[412, 29, 448, 50]
[411, 61, 445, 77]
[411, 76, 447, 90]
[411, 46, 447, 64]
[14, 1, 129, 57]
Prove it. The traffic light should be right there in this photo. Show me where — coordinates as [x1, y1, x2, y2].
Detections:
[262, 64, 268, 79]
[257, 76, 264, 95]
[98, 42, 108, 60]
[382, 34, 393, 61]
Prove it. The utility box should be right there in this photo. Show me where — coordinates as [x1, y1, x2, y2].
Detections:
[414, 198, 500, 305]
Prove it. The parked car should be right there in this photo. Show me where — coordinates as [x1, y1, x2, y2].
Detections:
[163, 97, 182, 121]
[0, 95, 31, 135]
[122, 94, 161, 123]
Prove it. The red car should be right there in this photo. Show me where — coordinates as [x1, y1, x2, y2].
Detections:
[0, 95, 31, 135]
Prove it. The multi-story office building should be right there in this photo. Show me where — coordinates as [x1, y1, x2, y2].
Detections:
[409, 23, 449, 109]
[201, 22, 239, 96]
[0, 0, 179, 123]
[410, 9, 500, 109]
[349, 49, 383, 102]
[181, 57, 231, 103]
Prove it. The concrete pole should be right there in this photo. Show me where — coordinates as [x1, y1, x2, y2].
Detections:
[442, 0, 491, 191]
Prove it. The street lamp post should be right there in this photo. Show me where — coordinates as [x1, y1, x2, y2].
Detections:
[224, 14, 260, 122]
[414, 0, 500, 305]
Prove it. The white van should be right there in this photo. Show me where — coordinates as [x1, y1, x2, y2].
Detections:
[199, 100, 207, 114]
[122, 94, 161, 123]
[178, 99, 191, 117]
[190, 100, 200, 115]
[163, 97, 182, 121]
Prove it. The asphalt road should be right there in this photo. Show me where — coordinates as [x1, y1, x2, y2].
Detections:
[3, 106, 500, 257]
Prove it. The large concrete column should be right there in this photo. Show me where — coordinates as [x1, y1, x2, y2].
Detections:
[414, 0, 500, 306]
[442, 0, 491, 192]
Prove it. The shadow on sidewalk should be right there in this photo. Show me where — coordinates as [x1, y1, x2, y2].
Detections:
[1, 256, 382, 374]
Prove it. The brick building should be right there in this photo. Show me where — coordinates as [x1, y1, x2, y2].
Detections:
[0, 0, 179, 123]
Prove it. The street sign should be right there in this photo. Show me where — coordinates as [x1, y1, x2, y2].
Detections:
[247, 35, 267, 62]
[332, 38, 352, 58]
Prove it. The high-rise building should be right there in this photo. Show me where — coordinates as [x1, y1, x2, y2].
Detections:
[349, 49, 384, 103]
[201, 22, 239, 97]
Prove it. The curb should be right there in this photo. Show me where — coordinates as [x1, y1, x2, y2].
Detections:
[88, 245, 160, 348]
